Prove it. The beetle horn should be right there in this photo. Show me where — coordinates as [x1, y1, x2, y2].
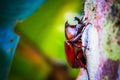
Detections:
[65, 21, 69, 27]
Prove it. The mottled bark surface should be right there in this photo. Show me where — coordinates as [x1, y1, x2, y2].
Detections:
[77, 0, 120, 80]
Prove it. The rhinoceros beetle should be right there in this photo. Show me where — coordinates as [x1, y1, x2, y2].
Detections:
[64, 17, 90, 69]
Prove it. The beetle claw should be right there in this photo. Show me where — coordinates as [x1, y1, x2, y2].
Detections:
[84, 17, 88, 21]
[85, 22, 92, 26]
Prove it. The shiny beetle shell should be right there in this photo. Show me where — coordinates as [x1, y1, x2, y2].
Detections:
[64, 17, 89, 68]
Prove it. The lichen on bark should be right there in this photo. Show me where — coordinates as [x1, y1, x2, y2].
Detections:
[102, 1, 120, 60]
[77, 0, 120, 80]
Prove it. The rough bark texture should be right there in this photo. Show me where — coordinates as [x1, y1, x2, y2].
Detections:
[77, 0, 120, 80]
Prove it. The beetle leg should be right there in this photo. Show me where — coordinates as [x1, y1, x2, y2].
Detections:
[70, 26, 86, 43]
[81, 16, 84, 21]
[70, 32, 83, 42]
[85, 22, 92, 26]
[65, 40, 72, 45]
[77, 21, 90, 34]
[82, 46, 89, 50]
[86, 68, 90, 80]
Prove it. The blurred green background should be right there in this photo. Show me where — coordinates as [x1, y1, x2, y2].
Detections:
[8, 0, 83, 80]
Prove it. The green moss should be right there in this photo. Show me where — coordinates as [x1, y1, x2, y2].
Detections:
[102, 20, 120, 60]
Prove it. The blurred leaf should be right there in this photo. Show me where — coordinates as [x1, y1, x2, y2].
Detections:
[0, 0, 45, 23]
[9, 53, 49, 80]
[16, 0, 82, 61]
[15, 0, 83, 79]
[0, 0, 45, 79]
[0, 27, 20, 80]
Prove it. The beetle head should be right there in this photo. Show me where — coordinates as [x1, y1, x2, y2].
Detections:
[65, 17, 87, 40]
[65, 21, 77, 40]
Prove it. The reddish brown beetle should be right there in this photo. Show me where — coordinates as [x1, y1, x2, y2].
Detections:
[64, 17, 90, 69]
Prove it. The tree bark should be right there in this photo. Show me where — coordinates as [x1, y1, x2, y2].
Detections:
[77, 0, 120, 80]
